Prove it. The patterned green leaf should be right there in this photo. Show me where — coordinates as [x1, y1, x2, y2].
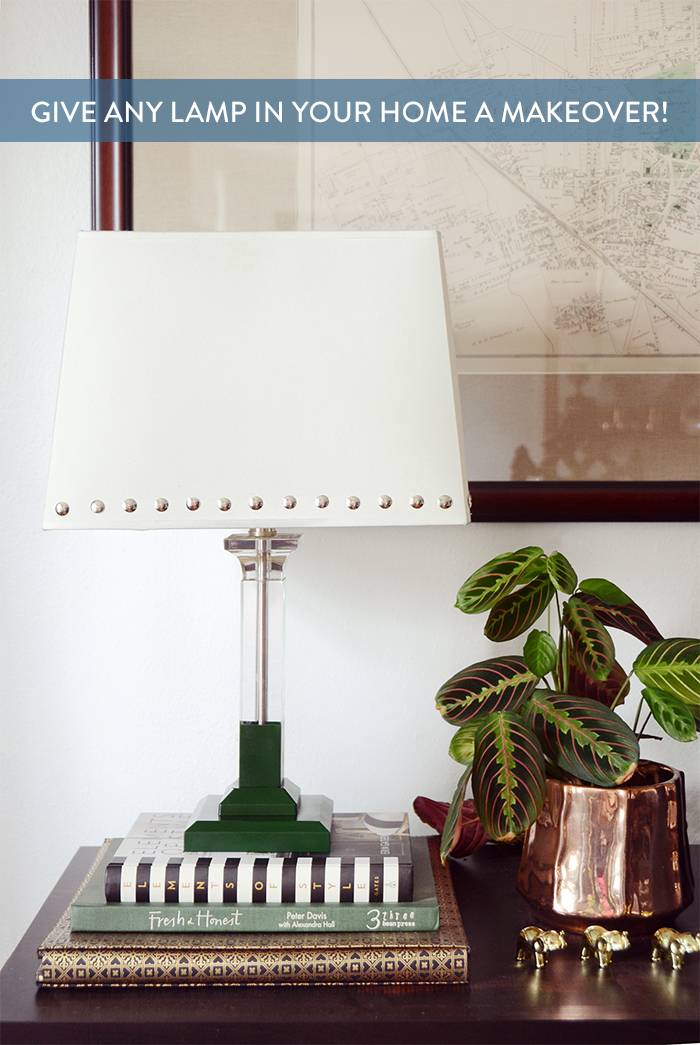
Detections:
[546, 552, 578, 594]
[449, 724, 479, 765]
[634, 639, 700, 707]
[579, 578, 630, 606]
[436, 657, 539, 725]
[642, 687, 697, 742]
[472, 712, 546, 842]
[455, 547, 545, 615]
[518, 554, 548, 584]
[524, 629, 558, 678]
[577, 592, 663, 645]
[525, 690, 639, 787]
[566, 640, 630, 708]
[439, 767, 471, 863]
[484, 576, 554, 642]
[563, 597, 615, 681]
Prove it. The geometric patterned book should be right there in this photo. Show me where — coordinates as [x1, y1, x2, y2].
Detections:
[37, 839, 468, 987]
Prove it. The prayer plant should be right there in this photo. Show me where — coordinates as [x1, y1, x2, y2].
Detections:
[416, 547, 700, 863]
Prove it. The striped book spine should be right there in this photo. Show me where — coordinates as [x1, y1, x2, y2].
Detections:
[105, 855, 412, 904]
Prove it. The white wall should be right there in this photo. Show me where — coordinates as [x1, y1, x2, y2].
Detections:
[1, 0, 698, 969]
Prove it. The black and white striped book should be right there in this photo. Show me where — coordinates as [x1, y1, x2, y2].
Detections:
[105, 812, 413, 904]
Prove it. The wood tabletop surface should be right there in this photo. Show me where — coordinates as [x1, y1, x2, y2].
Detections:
[1, 842, 698, 1044]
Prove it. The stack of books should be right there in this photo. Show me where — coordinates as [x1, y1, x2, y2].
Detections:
[37, 811, 469, 987]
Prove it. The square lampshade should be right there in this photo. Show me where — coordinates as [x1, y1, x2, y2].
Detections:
[44, 231, 468, 529]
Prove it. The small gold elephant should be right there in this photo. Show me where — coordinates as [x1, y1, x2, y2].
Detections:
[516, 926, 567, 969]
[651, 928, 700, 971]
[580, 924, 631, 969]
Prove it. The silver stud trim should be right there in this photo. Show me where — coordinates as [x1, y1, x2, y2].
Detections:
[64, 494, 451, 517]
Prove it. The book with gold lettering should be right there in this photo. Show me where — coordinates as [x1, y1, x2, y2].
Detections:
[37, 839, 468, 987]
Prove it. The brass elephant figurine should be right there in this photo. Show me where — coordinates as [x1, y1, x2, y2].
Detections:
[516, 926, 567, 969]
[651, 928, 700, 971]
[580, 925, 631, 969]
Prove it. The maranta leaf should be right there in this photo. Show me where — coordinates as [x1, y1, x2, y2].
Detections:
[577, 591, 663, 645]
[634, 639, 700, 707]
[546, 552, 578, 595]
[525, 690, 638, 787]
[484, 576, 554, 642]
[566, 641, 630, 708]
[641, 686, 697, 742]
[523, 629, 558, 679]
[436, 657, 538, 725]
[455, 547, 544, 615]
[578, 578, 630, 606]
[413, 793, 488, 861]
[449, 723, 479, 765]
[472, 712, 546, 842]
[564, 597, 615, 681]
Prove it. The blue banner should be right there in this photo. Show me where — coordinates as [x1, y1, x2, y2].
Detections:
[1, 79, 697, 142]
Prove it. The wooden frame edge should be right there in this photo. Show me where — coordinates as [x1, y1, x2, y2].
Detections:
[90, 0, 133, 231]
[469, 482, 700, 523]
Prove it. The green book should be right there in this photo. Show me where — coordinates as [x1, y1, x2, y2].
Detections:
[70, 837, 439, 933]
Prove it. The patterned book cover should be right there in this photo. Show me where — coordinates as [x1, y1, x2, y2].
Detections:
[106, 811, 413, 905]
[38, 839, 468, 987]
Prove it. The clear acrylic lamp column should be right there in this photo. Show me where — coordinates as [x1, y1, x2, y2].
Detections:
[44, 230, 469, 853]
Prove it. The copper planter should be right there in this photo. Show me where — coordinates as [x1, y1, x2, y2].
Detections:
[517, 761, 694, 934]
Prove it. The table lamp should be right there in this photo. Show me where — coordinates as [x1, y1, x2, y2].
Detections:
[44, 231, 468, 854]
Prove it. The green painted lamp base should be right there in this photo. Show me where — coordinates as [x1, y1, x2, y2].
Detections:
[184, 792, 333, 854]
[219, 778, 300, 820]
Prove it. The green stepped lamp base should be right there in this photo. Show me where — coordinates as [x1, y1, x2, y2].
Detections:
[184, 792, 333, 853]
[219, 778, 300, 819]
[184, 714, 333, 853]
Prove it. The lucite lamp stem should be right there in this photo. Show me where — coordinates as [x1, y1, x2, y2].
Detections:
[255, 532, 271, 725]
[228, 528, 296, 729]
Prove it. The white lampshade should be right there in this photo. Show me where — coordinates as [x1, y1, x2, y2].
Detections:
[44, 231, 468, 529]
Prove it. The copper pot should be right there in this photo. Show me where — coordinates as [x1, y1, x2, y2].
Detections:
[517, 761, 694, 934]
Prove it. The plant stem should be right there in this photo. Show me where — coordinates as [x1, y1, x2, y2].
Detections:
[632, 695, 645, 733]
[610, 671, 634, 712]
[638, 733, 662, 741]
[637, 709, 654, 739]
[554, 592, 565, 691]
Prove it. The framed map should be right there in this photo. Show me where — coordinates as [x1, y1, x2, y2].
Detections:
[298, 0, 700, 377]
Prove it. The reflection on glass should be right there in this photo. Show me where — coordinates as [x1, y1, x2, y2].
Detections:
[462, 374, 700, 481]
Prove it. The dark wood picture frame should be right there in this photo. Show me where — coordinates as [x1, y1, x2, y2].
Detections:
[89, 0, 699, 523]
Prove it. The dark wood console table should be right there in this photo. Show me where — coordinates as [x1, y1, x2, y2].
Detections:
[2, 844, 698, 1044]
